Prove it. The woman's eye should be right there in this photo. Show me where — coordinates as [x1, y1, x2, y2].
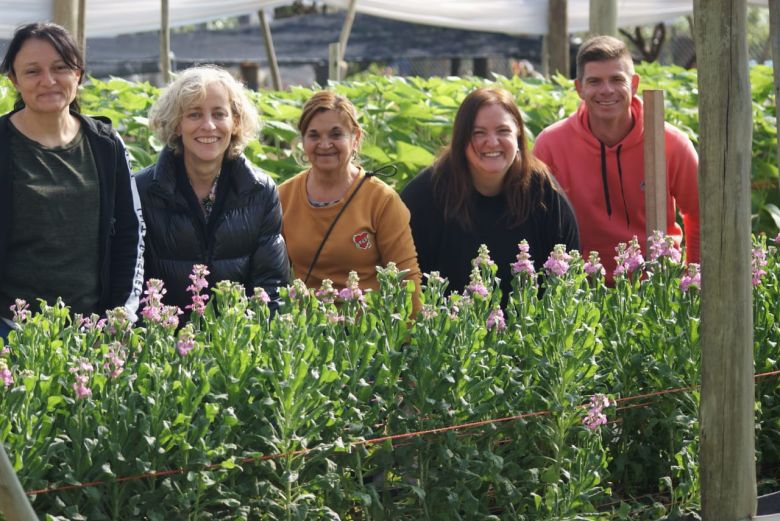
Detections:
[24, 69, 39, 76]
[54, 65, 70, 73]
[187, 112, 201, 119]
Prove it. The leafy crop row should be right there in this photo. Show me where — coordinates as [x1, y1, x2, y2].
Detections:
[1, 64, 776, 234]
[1, 234, 779, 519]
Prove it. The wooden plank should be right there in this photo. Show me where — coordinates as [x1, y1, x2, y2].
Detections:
[328, 42, 341, 82]
[259, 9, 282, 90]
[547, 0, 569, 77]
[160, 0, 171, 84]
[769, 0, 780, 191]
[694, 0, 756, 519]
[52, 0, 78, 34]
[0, 443, 37, 521]
[643, 89, 666, 244]
[338, 0, 358, 63]
[589, 0, 617, 36]
[77, 0, 86, 56]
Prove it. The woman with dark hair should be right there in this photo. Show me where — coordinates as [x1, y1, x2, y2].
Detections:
[135, 66, 288, 311]
[400, 87, 579, 298]
[0, 22, 144, 340]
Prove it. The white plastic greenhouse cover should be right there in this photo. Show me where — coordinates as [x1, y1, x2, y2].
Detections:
[0, 0, 769, 39]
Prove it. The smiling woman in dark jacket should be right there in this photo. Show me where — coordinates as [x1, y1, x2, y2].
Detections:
[135, 66, 288, 311]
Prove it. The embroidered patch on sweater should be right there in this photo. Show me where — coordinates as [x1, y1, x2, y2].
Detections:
[352, 231, 373, 250]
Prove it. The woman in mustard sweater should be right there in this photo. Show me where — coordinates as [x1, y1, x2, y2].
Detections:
[278, 91, 420, 303]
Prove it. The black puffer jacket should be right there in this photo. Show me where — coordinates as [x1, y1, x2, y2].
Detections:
[134, 147, 289, 310]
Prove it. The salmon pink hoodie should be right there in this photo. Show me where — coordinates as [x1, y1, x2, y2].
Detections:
[533, 96, 700, 282]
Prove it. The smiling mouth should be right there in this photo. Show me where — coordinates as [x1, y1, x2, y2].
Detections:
[195, 137, 220, 144]
[596, 100, 618, 106]
[482, 152, 503, 158]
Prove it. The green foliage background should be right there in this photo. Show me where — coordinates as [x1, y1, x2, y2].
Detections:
[1, 64, 777, 234]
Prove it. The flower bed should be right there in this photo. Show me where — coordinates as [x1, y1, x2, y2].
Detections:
[1, 233, 779, 520]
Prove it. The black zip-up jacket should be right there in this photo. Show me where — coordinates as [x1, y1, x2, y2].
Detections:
[134, 147, 289, 311]
[0, 111, 145, 319]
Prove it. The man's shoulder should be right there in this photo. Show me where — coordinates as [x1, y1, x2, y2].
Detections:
[536, 114, 576, 143]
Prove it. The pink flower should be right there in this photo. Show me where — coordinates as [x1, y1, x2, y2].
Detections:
[680, 263, 701, 292]
[752, 245, 768, 287]
[141, 279, 167, 323]
[10, 299, 30, 323]
[486, 307, 506, 332]
[69, 360, 94, 400]
[582, 393, 611, 430]
[339, 271, 363, 302]
[161, 306, 183, 330]
[614, 237, 645, 278]
[185, 265, 210, 316]
[252, 287, 271, 305]
[472, 244, 496, 269]
[511, 241, 535, 276]
[648, 231, 682, 264]
[105, 307, 132, 335]
[0, 361, 12, 388]
[584, 251, 605, 277]
[543, 244, 573, 277]
[325, 311, 344, 324]
[775, 233, 780, 245]
[420, 304, 438, 320]
[103, 342, 126, 378]
[316, 279, 339, 304]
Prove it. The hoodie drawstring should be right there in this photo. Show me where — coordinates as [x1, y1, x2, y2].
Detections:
[616, 145, 630, 227]
[599, 142, 612, 218]
[599, 141, 631, 227]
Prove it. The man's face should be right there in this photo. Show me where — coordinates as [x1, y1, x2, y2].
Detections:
[575, 57, 639, 125]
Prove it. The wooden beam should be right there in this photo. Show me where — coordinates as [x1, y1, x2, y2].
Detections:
[52, 0, 79, 35]
[259, 9, 282, 90]
[77, 0, 86, 56]
[643, 90, 666, 243]
[694, 0, 756, 519]
[328, 42, 342, 82]
[589, 0, 617, 36]
[547, 0, 569, 77]
[0, 443, 37, 521]
[160, 0, 171, 84]
[769, 0, 780, 191]
[338, 0, 358, 65]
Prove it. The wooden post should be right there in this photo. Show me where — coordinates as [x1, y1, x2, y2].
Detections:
[694, 0, 756, 519]
[338, 0, 358, 71]
[259, 9, 282, 90]
[160, 0, 171, 84]
[769, 0, 780, 191]
[547, 0, 569, 77]
[643, 90, 667, 243]
[589, 0, 617, 36]
[0, 443, 37, 521]
[328, 42, 342, 82]
[52, 0, 79, 35]
[77, 0, 86, 57]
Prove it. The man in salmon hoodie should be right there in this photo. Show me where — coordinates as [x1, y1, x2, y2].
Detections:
[533, 35, 700, 283]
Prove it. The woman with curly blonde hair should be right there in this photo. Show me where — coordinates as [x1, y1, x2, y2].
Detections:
[135, 66, 288, 311]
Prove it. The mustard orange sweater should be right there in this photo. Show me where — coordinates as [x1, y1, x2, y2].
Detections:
[279, 169, 421, 302]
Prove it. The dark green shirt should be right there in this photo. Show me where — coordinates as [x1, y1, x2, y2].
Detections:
[0, 122, 100, 318]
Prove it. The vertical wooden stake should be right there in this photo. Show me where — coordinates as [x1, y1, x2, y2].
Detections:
[160, 0, 171, 84]
[0, 443, 37, 521]
[328, 42, 342, 82]
[643, 89, 667, 245]
[695, 0, 756, 518]
[589, 0, 617, 36]
[259, 9, 282, 90]
[52, 0, 79, 35]
[547, 0, 569, 78]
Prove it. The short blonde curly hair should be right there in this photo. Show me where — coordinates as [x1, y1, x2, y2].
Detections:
[149, 65, 259, 158]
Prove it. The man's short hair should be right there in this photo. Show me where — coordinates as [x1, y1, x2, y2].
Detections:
[576, 35, 633, 80]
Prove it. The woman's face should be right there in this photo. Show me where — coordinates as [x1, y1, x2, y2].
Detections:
[177, 82, 235, 166]
[302, 109, 360, 177]
[464, 103, 520, 195]
[10, 37, 81, 114]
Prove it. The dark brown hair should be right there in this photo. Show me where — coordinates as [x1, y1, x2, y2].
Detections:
[1, 22, 85, 112]
[575, 35, 633, 81]
[432, 86, 552, 230]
